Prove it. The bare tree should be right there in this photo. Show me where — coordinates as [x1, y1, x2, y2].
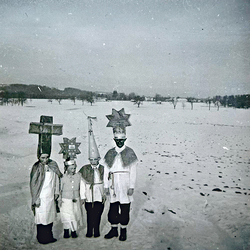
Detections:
[71, 97, 76, 105]
[79, 93, 87, 105]
[182, 101, 186, 109]
[11, 98, 18, 106]
[214, 96, 221, 111]
[2, 91, 10, 105]
[215, 100, 220, 111]
[187, 97, 195, 110]
[17, 92, 27, 106]
[206, 97, 212, 110]
[133, 95, 144, 107]
[56, 98, 62, 105]
[171, 97, 178, 109]
[86, 92, 95, 106]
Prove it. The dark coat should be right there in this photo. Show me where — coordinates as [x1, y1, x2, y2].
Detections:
[104, 146, 138, 168]
[30, 159, 62, 215]
[79, 164, 104, 184]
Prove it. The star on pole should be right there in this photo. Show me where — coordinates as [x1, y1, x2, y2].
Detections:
[59, 137, 81, 159]
[106, 108, 131, 127]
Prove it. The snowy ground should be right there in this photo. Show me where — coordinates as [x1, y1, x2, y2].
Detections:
[0, 99, 249, 250]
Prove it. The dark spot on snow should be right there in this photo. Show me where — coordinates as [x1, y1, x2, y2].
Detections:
[143, 209, 154, 214]
[168, 209, 176, 214]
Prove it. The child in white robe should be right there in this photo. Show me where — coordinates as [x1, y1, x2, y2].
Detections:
[30, 153, 62, 244]
[103, 109, 138, 241]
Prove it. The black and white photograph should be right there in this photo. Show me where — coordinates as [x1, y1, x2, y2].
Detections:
[0, 0, 249, 249]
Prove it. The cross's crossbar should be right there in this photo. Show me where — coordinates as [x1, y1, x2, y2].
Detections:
[29, 122, 63, 135]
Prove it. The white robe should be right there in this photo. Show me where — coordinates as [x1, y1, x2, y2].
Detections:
[35, 169, 59, 225]
[103, 146, 137, 204]
[60, 197, 82, 230]
[60, 173, 83, 230]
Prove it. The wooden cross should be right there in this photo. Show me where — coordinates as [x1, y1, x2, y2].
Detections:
[29, 115, 63, 157]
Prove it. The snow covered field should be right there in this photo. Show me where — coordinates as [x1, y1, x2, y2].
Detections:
[0, 99, 249, 250]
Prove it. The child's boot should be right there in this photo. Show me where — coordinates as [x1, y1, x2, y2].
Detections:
[71, 231, 78, 238]
[64, 229, 70, 238]
[119, 227, 127, 241]
[104, 226, 118, 239]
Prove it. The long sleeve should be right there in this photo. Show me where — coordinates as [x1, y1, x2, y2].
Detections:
[59, 179, 64, 199]
[55, 174, 60, 195]
[80, 178, 86, 200]
[103, 161, 110, 189]
[30, 165, 37, 205]
[129, 161, 137, 189]
[30, 163, 44, 206]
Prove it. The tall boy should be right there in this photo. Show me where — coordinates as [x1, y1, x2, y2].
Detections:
[103, 108, 138, 241]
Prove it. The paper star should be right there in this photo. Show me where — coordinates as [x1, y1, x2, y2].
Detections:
[106, 108, 131, 127]
[59, 137, 81, 159]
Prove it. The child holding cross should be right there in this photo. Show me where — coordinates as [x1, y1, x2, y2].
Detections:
[30, 152, 62, 244]
[29, 116, 63, 245]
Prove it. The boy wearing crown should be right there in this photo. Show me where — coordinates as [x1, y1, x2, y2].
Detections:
[103, 109, 138, 241]
[59, 157, 83, 239]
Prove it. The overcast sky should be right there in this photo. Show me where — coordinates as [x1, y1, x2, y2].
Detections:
[0, 0, 249, 97]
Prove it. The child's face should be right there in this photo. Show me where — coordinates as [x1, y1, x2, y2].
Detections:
[39, 154, 49, 165]
[114, 138, 126, 148]
[90, 159, 99, 166]
[66, 163, 76, 175]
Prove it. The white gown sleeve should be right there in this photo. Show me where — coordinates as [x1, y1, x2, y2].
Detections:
[80, 178, 86, 200]
[129, 160, 137, 189]
[103, 161, 110, 189]
[55, 174, 60, 195]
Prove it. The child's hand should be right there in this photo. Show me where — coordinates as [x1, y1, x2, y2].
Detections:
[81, 199, 86, 205]
[102, 195, 106, 204]
[104, 188, 110, 196]
[127, 188, 134, 196]
[58, 199, 63, 207]
[35, 198, 41, 207]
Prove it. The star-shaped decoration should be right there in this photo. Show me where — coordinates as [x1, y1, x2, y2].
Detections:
[59, 137, 81, 159]
[106, 108, 131, 127]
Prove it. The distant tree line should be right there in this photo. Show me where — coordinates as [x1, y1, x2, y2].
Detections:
[106, 91, 145, 101]
[204, 95, 250, 109]
[0, 84, 98, 106]
[214, 95, 250, 109]
[0, 84, 249, 109]
[0, 90, 27, 106]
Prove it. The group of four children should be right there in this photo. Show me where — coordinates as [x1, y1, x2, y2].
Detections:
[30, 110, 138, 244]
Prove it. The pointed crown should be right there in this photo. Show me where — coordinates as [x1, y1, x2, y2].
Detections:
[106, 108, 131, 138]
[88, 117, 101, 161]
